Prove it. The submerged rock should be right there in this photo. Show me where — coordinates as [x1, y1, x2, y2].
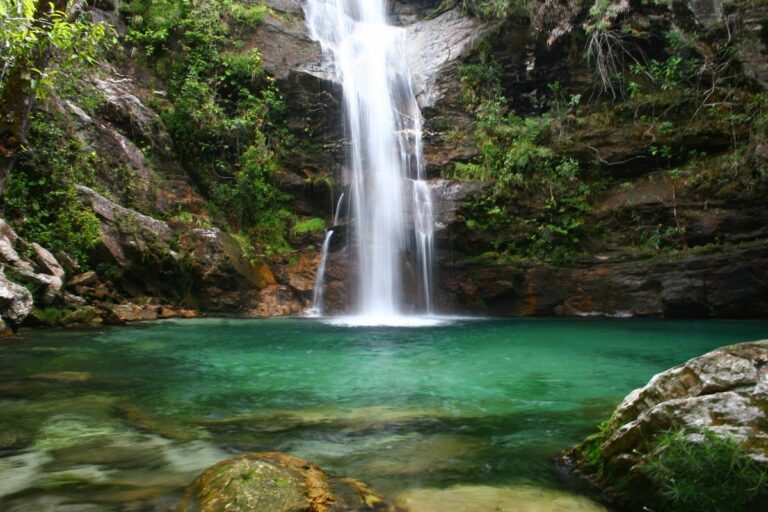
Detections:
[396, 484, 608, 512]
[29, 372, 92, 384]
[177, 452, 398, 512]
[563, 339, 768, 510]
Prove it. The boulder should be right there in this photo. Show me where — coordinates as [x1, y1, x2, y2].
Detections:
[177, 228, 277, 312]
[76, 185, 182, 299]
[31, 243, 65, 278]
[177, 452, 397, 512]
[563, 340, 768, 510]
[0, 268, 33, 329]
[106, 304, 160, 323]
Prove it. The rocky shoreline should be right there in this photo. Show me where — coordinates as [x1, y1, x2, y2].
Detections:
[561, 340, 768, 512]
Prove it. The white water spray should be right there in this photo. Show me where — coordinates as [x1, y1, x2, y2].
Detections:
[304, 0, 434, 321]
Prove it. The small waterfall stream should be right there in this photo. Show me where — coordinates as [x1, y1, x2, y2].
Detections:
[309, 229, 334, 315]
[304, 0, 434, 321]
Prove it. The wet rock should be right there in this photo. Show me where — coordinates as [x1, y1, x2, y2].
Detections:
[114, 402, 201, 442]
[405, 7, 495, 176]
[177, 452, 397, 512]
[564, 340, 768, 507]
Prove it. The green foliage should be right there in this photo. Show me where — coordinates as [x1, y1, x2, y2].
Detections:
[579, 419, 613, 474]
[453, 91, 596, 262]
[631, 56, 698, 92]
[225, 1, 267, 27]
[214, 137, 288, 228]
[122, 0, 183, 55]
[124, 0, 292, 258]
[4, 110, 101, 265]
[292, 217, 326, 237]
[459, 53, 502, 110]
[30, 307, 66, 326]
[0, 0, 111, 96]
[461, 0, 528, 18]
[641, 429, 767, 512]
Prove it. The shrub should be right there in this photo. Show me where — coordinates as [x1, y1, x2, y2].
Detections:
[641, 429, 768, 512]
[4, 111, 101, 266]
[292, 217, 326, 237]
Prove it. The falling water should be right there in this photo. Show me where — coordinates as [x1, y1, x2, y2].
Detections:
[309, 229, 335, 316]
[333, 192, 345, 227]
[304, 0, 434, 320]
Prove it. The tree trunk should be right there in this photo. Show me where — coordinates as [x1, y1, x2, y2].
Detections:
[0, 0, 73, 196]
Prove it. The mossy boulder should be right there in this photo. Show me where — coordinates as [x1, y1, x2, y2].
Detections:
[563, 340, 768, 512]
[177, 452, 398, 512]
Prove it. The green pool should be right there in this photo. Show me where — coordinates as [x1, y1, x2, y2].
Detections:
[1, 318, 766, 511]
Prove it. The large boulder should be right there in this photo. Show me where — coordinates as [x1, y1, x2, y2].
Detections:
[563, 340, 768, 511]
[177, 452, 397, 512]
[176, 228, 286, 312]
[0, 268, 33, 331]
[0, 219, 69, 326]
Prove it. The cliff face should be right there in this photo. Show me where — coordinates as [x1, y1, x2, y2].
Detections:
[304, 0, 768, 317]
[1, 0, 767, 328]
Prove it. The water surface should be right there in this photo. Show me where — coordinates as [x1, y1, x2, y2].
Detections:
[0, 317, 766, 511]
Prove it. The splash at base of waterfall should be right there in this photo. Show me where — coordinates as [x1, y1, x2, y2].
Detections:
[322, 315, 476, 328]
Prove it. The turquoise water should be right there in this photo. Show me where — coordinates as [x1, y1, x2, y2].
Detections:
[0, 318, 767, 510]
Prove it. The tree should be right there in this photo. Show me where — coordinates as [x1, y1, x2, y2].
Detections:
[0, 0, 105, 195]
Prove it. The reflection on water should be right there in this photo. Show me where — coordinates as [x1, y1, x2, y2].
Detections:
[0, 317, 766, 510]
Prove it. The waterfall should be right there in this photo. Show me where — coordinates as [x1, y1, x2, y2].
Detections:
[304, 0, 434, 321]
[333, 192, 345, 227]
[309, 229, 334, 316]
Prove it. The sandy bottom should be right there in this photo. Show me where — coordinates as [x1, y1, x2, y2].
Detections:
[395, 484, 609, 512]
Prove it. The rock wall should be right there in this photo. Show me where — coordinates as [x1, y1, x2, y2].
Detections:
[273, 0, 768, 318]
